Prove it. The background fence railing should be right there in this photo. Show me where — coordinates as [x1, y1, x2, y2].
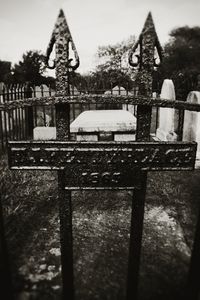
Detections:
[0, 83, 141, 154]
[0, 82, 174, 155]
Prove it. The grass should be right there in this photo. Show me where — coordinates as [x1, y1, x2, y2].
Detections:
[1, 153, 200, 300]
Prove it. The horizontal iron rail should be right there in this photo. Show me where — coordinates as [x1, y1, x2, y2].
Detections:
[1, 95, 200, 112]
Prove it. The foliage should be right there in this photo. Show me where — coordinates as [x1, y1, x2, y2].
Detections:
[158, 26, 200, 99]
[0, 51, 55, 87]
[0, 60, 13, 83]
[93, 36, 136, 90]
[12, 50, 46, 85]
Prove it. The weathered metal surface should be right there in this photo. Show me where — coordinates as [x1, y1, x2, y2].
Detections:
[46, 9, 79, 140]
[64, 165, 141, 189]
[0, 196, 13, 299]
[58, 171, 74, 299]
[186, 207, 200, 299]
[127, 12, 163, 300]
[8, 141, 197, 171]
[2, 95, 200, 112]
[55, 103, 71, 140]
[45, 10, 78, 299]
[129, 12, 163, 141]
[45, 9, 79, 96]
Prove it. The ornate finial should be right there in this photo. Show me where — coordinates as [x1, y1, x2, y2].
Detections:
[45, 9, 80, 71]
[129, 12, 163, 69]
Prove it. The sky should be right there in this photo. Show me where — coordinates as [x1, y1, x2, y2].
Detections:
[0, 0, 200, 74]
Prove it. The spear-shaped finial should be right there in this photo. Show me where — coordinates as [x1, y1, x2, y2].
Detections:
[45, 9, 79, 72]
[129, 12, 163, 69]
[45, 9, 80, 96]
[142, 11, 154, 30]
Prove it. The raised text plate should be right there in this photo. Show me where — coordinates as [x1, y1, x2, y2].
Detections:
[8, 141, 197, 189]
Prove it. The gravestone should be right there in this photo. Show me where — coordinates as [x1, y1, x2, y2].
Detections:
[33, 126, 56, 140]
[183, 91, 200, 159]
[35, 86, 42, 98]
[156, 79, 178, 141]
[104, 86, 127, 95]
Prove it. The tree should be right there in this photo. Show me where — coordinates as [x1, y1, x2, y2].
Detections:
[12, 50, 49, 86]
[94, 36, 136, 90]
[0, 61, 13, 83]
[158, 26, 200, 99]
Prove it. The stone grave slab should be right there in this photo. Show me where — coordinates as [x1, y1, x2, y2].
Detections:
[33, 126, 56, 140]
[70, 110, 136, 141]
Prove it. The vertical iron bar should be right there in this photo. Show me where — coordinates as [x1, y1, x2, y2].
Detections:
[177, 109, 184, 141]
[47, 9, 79, 300]
[58, 172, 74, 300]
[127, 12, 161, 300]
[0, 111, 4, 152]
[0, 195, 13, 299]
[186, 208, 200, 299]
[34, 106, 37, 128]
[16, 108, 20, 140]
[2, 100, 8, 149]
[24, 84, 34, 139]
[10, 109, 14, 140]
[127, 173, 147, 299]
[7, 110, 11, 142]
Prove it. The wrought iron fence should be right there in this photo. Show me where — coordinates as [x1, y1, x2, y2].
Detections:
[0, 83, 140, 154]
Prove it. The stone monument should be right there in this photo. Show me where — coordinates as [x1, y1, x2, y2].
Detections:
[183, 91, 200, 159]
[156, 79, 178, 141]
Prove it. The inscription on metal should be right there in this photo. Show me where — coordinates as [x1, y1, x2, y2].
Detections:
[64, 165, 142, 190]
[8, 141, 197, 171]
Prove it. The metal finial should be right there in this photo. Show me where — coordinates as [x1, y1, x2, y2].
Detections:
[129, 12, 163, 69]
[45, 9, 80, 71]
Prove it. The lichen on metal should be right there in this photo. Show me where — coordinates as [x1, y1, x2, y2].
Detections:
[3, 95, 200, 112]
[45, 9, 79, 97]
[129, 12, 163, 141]
[8, 141, 197, 172]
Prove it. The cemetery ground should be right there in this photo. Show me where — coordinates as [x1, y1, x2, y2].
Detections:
[1, 154, 200, 300]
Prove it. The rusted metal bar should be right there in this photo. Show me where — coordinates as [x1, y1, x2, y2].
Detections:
[177, 109, 184, 141]
[127, 12, 163, 299]
[2, 95, 200, 112]
[24, 84, 34, 139]
[0, 195, 13, 299]
[26, 107, 34, 139]
[45, 9, 79, 299]
[127, 171, 147, 299]
[58, 171, 74, 300]
[186, 207, 200, 300]
[0, 111, 4, 152]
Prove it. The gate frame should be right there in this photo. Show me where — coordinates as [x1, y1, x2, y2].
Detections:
[3, 9, 200, 300]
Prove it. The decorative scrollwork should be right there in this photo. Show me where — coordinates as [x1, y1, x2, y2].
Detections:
[129, 12, 163, 70]
[68, 39, 80, 71]
[45, 36, 56, 69]
[153, 38, 163, 67]
[128, 39, 141, 68]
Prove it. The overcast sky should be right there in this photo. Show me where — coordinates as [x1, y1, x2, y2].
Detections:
[0, 0, 199, 74]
